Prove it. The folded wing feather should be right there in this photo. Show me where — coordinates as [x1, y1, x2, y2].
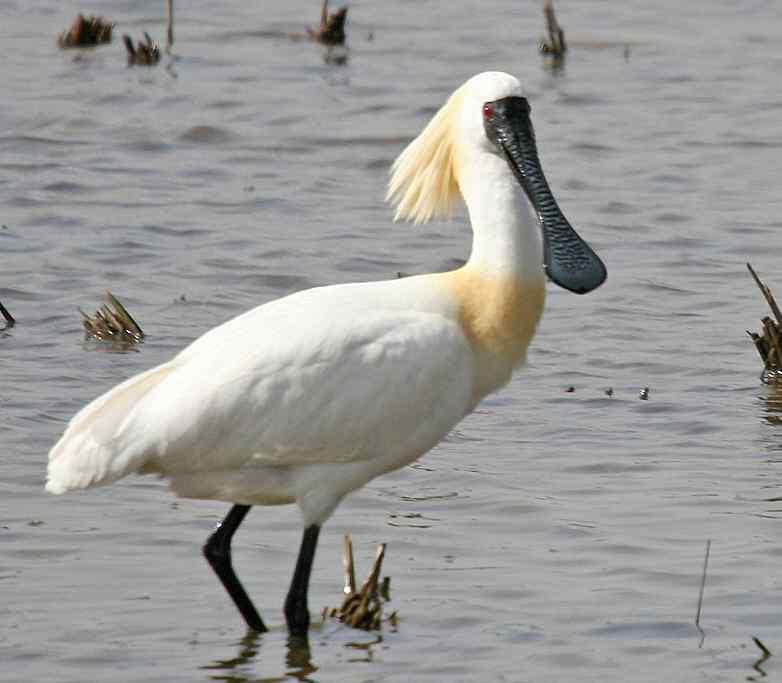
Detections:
[47, 283, 473, 495]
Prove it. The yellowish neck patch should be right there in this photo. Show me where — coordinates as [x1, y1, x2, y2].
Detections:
[444, 267, 545, 367]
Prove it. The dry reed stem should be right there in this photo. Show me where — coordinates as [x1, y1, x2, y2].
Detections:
[343, 534, 357, 595]
[748, 263, 782, 325]
[751, 636, 772, 678]
[166, 0, 174, 53]
[540, 0, 567, 55]
[753, 636, 772, 657]
[695, 540, 711, 628]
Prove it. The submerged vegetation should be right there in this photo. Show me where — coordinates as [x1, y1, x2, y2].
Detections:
[746, 263, 782, 382]
[80, 291, 145, 345]
[322, 536, 396, 631]
[290, 0, 348, 45]
[58, 14, 114, 48]
[287, 0, 349, 64]
[123, 33, 161, 66]
[59, 0, 172, 60]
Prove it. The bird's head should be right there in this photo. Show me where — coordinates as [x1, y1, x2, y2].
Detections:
[387, 71, 606, 294]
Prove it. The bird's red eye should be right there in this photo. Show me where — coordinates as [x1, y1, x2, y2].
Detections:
[482, 103, 494, 119]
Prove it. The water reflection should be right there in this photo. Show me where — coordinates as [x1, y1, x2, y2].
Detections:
[540, 52, 566, 75]
[322, 45, 349, 66]
[343, 634, 383, 664]
[201, 631, 318, 683]
[753, 384, 782, 518]
[760, 383, 782, 426]
[200, 627, 388, 682]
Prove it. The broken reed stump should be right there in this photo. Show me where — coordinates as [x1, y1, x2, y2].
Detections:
[322, 535, 397, 631]
[0, 300, 15, 329]
[308, 0, 348, 45]
[747, 263, 782, 382]
[539, 0, 567, 56]
[58, 14, 114, 48]
[293, 0, 348, 45]
[81, 291, 144, 344]
[123, 33, 161, 65]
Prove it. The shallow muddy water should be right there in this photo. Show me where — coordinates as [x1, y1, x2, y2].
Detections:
[2, 0, 782, 681]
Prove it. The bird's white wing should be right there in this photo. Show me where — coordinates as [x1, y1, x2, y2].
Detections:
[138, 306, 473, 470]
[47, 282, 475, 492]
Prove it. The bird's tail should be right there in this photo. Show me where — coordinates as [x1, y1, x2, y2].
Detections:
[46, 362, 177, 494]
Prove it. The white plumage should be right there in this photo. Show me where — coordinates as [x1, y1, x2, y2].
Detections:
[46, 71, 604, 634]
[49, 277, 476, 524]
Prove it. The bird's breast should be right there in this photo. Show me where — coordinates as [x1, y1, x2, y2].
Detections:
[441, 267, 545, 384]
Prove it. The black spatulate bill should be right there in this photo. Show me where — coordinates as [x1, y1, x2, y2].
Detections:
[483, 96, 607, 294]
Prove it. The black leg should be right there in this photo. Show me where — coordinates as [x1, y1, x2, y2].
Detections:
[203, 504, 268, 633]
[284, 524, 321, 636]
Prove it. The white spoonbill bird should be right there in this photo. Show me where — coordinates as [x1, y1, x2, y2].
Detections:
[46, 71, 606, 636]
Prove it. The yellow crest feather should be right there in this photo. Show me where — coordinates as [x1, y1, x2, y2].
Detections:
[386, 87, 465, 224]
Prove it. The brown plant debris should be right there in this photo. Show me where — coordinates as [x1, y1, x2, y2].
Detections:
[123, 33, 161, 66]
[322, 535, 397, 631]
[306, 0, 348, 45]
[0, 299, 15, 328]
[58, 14, 114, 48]
[747, 263, 782, 382]
[80, 291, 145, 344]
[539, 0, 567, 56]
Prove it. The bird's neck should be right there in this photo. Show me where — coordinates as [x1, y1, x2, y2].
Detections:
[459, 152, 544, 283]
[440, 151, 546, 380]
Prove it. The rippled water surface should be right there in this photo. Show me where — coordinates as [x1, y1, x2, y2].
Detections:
[3, 0, 782, 681]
